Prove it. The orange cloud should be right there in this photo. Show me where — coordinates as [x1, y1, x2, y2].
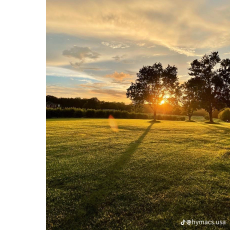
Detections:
[104, 72, 133, 82]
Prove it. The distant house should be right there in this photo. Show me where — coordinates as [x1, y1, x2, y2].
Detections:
[46, 101, 60, 108]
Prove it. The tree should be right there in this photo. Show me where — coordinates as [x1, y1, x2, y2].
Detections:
[126, 63, 180, 121]
[188, 52, 229, 123]
[181, 79, 200, 121]
[219, 58, 230, 107]
[83, 97, 100, 109]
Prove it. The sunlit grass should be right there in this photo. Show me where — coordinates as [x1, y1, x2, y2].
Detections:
[47, 118, 230, 229]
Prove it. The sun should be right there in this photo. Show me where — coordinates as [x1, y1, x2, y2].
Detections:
[160, 100, 165, 105]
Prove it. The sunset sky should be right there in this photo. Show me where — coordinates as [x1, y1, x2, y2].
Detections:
[46, 0, 230, 103]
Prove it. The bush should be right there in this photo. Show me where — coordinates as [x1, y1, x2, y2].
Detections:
[62, 108, 75, 118]
[95, 110, 106, 118]
[85, 109, 95, 118]
[120, 111, 129, 118]
[74, 109, 84, 118]
[129, 113, 136, 119]
[46, 109, 52, 118]
[136, 113, 148, 119]
[46, 108, 62, 118]
[156, 114, 185, 121]
[105, 111, 112, 118]
[113, 111, 122, 118]
[218, 108, 230, 122]
[46, 108, 186, 121]
[193, 109, 207, 116]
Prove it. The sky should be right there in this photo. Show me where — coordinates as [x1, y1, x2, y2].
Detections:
[46, 0, 230, 103]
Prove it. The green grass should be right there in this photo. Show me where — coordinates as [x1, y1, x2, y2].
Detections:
[47, 118, 230, 229]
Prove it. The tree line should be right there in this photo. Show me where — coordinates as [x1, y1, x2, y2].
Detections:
[127, 52, 230, 123]
[46, 95, 133, 111]
[46, 95, 184, 115]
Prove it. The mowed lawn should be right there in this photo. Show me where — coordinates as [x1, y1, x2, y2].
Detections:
[47, 118, 230, 229]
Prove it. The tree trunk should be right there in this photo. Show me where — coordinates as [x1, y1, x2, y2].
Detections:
[154, 110, 156, 121]
[188, 115, 191, 121]
[209, 111, 213, 123]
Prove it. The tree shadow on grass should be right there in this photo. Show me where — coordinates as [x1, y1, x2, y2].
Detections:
[204, 121, 221, 125]
[71, 122, 154, 227]
[148, 120, 161, 124]
[208, 162, 230, 174]
[221, 151, 230, 160]
[200, 122, 230, 134]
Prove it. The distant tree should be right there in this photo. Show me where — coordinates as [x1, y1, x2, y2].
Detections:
[83, 97, 100, 109]
[126, 63, 180, 121]
[181, 80, 200, 121]
[46, 95, 58, 103]
[188, 52, 229, 123]
[219, 58, 230, 107]
[46, 95, 133, 111]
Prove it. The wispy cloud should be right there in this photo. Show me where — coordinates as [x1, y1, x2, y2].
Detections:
[47, 0, 230, 50]
[104, 72, 133, 82]
[148, 45, 156, 48]
[125, 70, 137, 76]
[136, 43, 145, 47]
[112, 55, 126, 61]
[90, 88, 125, 97]
[46, 66, 97, 79]
[102, 42, 130, 49]
[70, 61, 101, 71]
[63, 46, 100, 60]
[167, 46, 201, 57]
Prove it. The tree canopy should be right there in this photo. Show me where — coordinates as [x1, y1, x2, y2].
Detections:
[181, 80, 200, 121]
[188, 52, 230, 122]
[126, 63, 180, 121]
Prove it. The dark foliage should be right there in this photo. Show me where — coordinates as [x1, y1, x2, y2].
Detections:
[188, 52, 230, 123]
[46, 95, 133, 111]
[126, 63, 180, 121]
[46, 108, 185, 121]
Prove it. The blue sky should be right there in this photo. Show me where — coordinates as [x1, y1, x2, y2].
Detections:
[46, 0, 230, 103]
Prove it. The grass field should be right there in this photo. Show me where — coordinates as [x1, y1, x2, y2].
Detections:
[47, 118, 230, 229]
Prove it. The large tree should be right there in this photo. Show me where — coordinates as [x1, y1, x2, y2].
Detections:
[219, 58, 230, 107]
[188, 52, 229, 123]
[181, 79, 200, 121]
[126, 63, 180, 121]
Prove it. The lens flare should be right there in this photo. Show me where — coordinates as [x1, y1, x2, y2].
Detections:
[108, 115, 119, 132]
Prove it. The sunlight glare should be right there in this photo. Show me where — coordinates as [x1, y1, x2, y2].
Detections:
[160, 100, 165, 105]
[108, 115, 119, 132]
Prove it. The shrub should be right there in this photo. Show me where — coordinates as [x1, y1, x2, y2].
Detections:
[74, 109, 84, 118]
[95, 110, 107, 118]
[120, 111, 129, 118]
[105, 111, 112, 118]
[46, 108, 62, 118]
[193, 109, 207, 116]
[218, 108, 230, 122]
[136, 113, 149, 119]
[46, 108, 186, 121]
[85, 109, 95, 118]
[62, 108, 75, 118]
[113, 111, 122, 118]
[156, 114, 185, 121]
[46, 109, 52, 118]
[129, 113, 136, 119]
